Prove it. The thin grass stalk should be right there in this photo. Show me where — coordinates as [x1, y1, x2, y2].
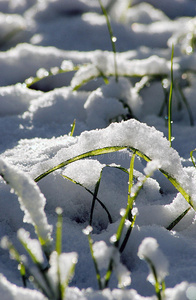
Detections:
[103, 258, 113, 288]
[18, 263, 27, 287]
[114, 153, 136, 249]
[88, 233, 103, 290]
[98, 0, 118, 82]
[159, 79, 169, 117]
[127, 152, 135, 210]
[69, 119, 76, 137]
[119, 214, 136, 253]
[168, 45, 174, 147]
[62, 174, 112, 223]
[190, 149, 196, 167]
[166, 207, 191, 231]
[3, 238, 54, 298]
[90, 170, 103, 226]
[56, 208, 63, 255]
[119, 168, 155, 253]
[145, 257, 162, 300]
[102, 154, 136, 288]
[55, 208, 64, 299]
[175, 81, 194, 126]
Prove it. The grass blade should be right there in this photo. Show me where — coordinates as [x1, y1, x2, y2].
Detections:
[90, 170, 103, 226]
[166, 207, 191, 231]
[98, 0, 118, 82]
[168, 45, 174, 147]
[34, 144, 194, 211]
[68, 119, 76, 137]
[83, 226, 103, 290]
[25, 64, 79, 88]
[190, 149, 196, 167]
[56, 207, 63, 255]
[175, 81, 194, 126]
[34, 146, 127, 182]
[62, 174, 112, 223]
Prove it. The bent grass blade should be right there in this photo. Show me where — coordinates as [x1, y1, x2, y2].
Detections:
[34, 145, 194, 211]
[25, 64, 79, 88]
[190, 149, 196, 168]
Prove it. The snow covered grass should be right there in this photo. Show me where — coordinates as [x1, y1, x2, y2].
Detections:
[1, 1, 196, 299]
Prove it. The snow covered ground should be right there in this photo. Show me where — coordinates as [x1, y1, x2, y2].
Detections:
[1, 0, 196, 299]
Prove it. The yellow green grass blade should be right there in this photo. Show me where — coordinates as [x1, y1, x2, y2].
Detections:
[168, 45, 174, 147]
[34, 145, 194, 211]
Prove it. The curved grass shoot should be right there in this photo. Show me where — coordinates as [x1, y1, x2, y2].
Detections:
[34, 144, 194, 211]
[190, 149, 196, 167]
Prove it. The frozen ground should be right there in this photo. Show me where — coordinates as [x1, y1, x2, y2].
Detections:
[1, 0, 196, 299]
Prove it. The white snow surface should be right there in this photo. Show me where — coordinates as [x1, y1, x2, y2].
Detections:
[1, 0, 196, 299]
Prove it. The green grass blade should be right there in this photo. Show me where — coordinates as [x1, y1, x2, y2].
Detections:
[19, 237, 41, 266]
[103, 258, 114, 289]
[144, 256, 163, 300]
[175, 81, 194, 126]
[112, 153, 136, 249]
[55, 207, 63, 255]
[83, 227, 103, 290]
[34, 145, 194, 211]
[25, 65, 79, 88]
[68, 119, 76, 137]
[159, 168, 194, 208]
[119, 214, 136, 253]
[168, 45, 174, 147]
[1, 237, 28, 287]
[166, 207, 191, 231]
[18, 263, 27, 287]
[34, 146, 127, 182]
[128, 152, 135, 209]
[98, 0, 118, 82]
[190, 149, 196, 167]
[61, 259, 77, 299]
[62, 174, 112, 223]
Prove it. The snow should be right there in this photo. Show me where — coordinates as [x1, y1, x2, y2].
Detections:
[1, 0, 196, 299]
[137, 237, 169, 284]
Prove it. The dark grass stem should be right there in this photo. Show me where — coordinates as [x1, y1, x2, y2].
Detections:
[98, 0, 118, 82]
[62, 174, 112, 223]
[90, 171, 103, 226]
[175, 81, 194, 126]
[166, 207, 191, 231]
